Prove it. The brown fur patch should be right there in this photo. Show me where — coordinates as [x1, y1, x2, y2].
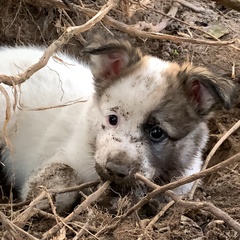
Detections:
[142, 61, 235, 140]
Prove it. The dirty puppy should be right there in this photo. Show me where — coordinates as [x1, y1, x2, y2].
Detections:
[0, 36, 235, 212]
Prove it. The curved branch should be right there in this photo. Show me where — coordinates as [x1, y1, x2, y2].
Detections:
[0, 0, 118, 86]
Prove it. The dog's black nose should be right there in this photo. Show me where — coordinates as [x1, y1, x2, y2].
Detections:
[106, 162, 129, 180]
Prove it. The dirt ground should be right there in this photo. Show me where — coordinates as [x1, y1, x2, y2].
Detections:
[0, 0, 240, 239]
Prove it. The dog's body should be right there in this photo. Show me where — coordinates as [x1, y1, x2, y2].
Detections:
[0, 38, 234, 211]
[0, 47, 99, 199]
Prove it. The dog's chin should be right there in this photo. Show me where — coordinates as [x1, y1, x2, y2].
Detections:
[109, 182, 133, 195]
[95, 164, 136, 185]
[95, 164, 153, 200]
[98, 176, 148, 200]
[99, 173, 137, 190]
[96, 170, 136, 195]
[95, 167, 163, 216]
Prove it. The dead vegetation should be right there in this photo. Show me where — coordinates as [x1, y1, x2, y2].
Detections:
[0, 0, 240, 239]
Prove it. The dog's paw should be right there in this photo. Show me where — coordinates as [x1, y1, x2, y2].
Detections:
[22, 163, 80, 214]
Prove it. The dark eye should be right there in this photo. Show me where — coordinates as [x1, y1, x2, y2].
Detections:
[108, 115, 118, 126]
[149, 126, 166, 142]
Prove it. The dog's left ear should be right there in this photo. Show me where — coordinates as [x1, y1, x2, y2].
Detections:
[179, 65, 235, 117]
[84, 36, 142, 94]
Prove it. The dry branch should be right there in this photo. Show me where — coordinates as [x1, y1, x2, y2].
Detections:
[135, 174, 240, 234]
[0, 200, 30, 209]
[17, 0, 239, 48]
[13, 191, 47, 228]
[0, 181, 100, 237]
[0, 211, 39, 240]
[71, 220, 99, 239]
[104, 18, 234, 45]
[137, 200, 175, 240]
[47, 180, 100, 194]
[72, 219, 98, 240]
[146, 200, 175, 228]
[139, 1, 220, 41]
[0, 86, 13, 150]
[0, 0, 118, 86]
[69, 3, 236, 46]
[42, 180, 111, 239]
[131, 152, 240, 216]
[189, 120, 240, 199]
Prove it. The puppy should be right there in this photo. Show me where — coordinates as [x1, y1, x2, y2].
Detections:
[0, 37, 234, 211]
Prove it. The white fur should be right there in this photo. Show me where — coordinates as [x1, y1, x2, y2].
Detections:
[174, 123, 209, 195]
[0, 47, 99, 198]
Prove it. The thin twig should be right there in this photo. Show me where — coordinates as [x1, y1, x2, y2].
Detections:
[42, 180, 111, 239]
[167, 190, 240, 234]
[5, 182, 99, 235]
[189, 120, 240, 199]
[137, 200, 175, 240]
[146, 200, 175, 228]
[18, 98, 87, 111]
[44, 188, 60, 225]
[0, 200, 30, 208]
[0, 85, 13, 150]
[0, 211, 39, 240]
[47, 180, 100, 194]
[71, 221, 99, 237]
[72, 218, 100, 240]
[13, 191, 47, 228]
[216, 122, 237, 147]
[43, 186, 79, 235]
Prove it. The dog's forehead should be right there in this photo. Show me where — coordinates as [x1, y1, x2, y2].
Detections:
[99, 56, 177, 118]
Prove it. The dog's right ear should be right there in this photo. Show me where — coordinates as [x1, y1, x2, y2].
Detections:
[84, 36, 142, 94]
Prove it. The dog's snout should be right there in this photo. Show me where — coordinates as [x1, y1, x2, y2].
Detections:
[106, 162, 129, 179]
[95, 150, 141, 184]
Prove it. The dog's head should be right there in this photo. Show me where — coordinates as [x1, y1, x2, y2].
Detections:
[85, 36, 235, 188]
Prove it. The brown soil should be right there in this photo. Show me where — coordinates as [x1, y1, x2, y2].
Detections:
[0, 0, 240, 239]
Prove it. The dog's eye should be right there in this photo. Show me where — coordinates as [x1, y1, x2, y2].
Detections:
[108, 115, 118, 126]
[149, 126, 166, 142]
